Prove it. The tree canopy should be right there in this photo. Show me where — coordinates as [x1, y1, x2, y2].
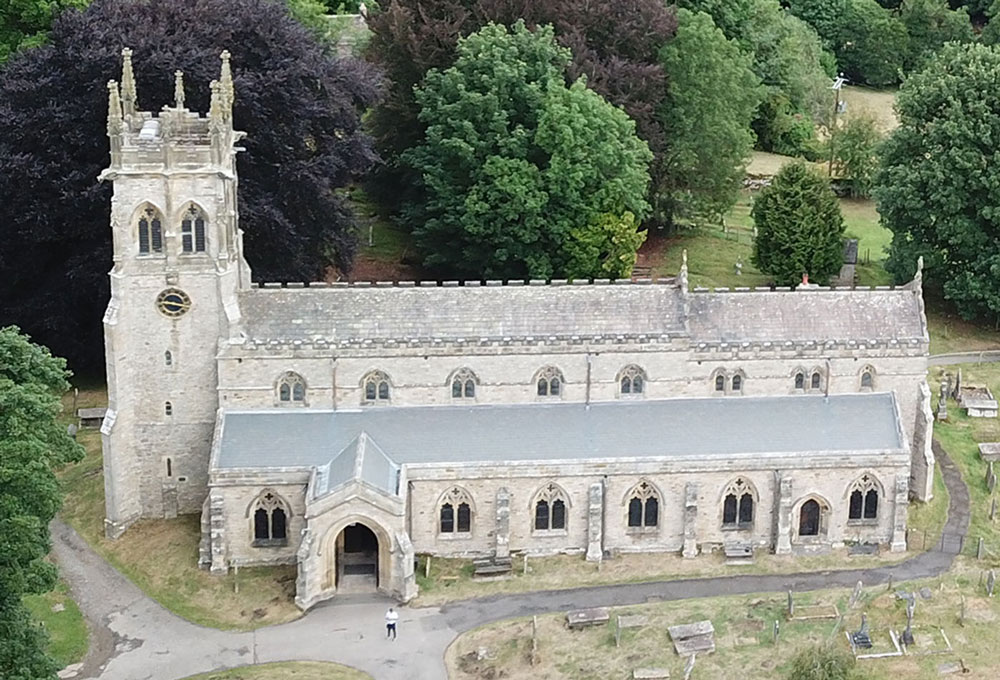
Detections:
[364, 0, 676, 220]
[402, 21, 651, 280]
[0, 0, 83, 62]
[0, 327, 83, 680]
[752, 161, 845, 286]
[875, 42, 1000, 321]
[832, 111, 881, 198]
[0, 0, 380, 372]
[658, 8, 761, 223]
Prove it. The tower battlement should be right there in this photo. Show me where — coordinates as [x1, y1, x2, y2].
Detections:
[102, 48, 242, 175]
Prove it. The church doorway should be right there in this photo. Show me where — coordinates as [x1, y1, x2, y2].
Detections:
[336, 522, 380, 592]
[799, 499, 821, 536]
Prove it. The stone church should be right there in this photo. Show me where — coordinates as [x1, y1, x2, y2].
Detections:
[99, 51, 934, 609]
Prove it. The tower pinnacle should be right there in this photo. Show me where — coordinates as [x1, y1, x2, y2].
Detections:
[174, 70, 186, 109]
[121, 48, 138, 116]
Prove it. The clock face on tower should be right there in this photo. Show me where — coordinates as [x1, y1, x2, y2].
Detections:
[156, 288, 192, 318]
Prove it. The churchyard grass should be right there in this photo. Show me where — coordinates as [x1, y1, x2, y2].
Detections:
[180, 661, 371, 679]
[56, 386, 302, 631]
[906, 460, 949, 545]
[413, 548, 914, 608]
[929, 364, 1000, 556]
[926, 307, 1000, 356]
[446, 561, 1000, 680]
[22, 580, 89, 667]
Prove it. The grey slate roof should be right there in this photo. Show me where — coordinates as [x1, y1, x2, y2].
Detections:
[311, 432, 400, 498]
[239, 284, 686, 341]
[214, 393, 904, 472]
[687, 289, 926, 343]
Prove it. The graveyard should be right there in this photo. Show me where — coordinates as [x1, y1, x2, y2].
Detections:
[446, 561, 1000, 679]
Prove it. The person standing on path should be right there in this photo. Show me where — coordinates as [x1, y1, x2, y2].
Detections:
[385, 606, 399, 640]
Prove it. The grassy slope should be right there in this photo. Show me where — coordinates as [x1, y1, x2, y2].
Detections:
[22, 580, 88, 667]
[57, 387, 300, 631]
[182, 662, 371, 680]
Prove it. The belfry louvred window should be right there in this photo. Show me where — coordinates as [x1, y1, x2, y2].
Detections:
[137, 205, 163, 254]
[181, 205, 207, 253]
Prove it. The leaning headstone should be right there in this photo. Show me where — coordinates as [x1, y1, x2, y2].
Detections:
[938, 380, 949, 420]
[978, 537, 985, 560]
[683, 653, 697, 680]
[954, 369, 963, 400]
[849, 581, 864, 609]
[987, 570, 996, 597]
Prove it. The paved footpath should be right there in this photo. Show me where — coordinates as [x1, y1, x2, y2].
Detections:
[55, 443, 968, 680]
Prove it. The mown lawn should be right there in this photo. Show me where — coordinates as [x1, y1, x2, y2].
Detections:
[22, 580, 88, 667]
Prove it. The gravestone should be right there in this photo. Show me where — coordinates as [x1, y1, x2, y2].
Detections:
[566, 608, 610, 629]
[849, 581, 864, 609]
[773, 619, 780, 643]
[787, 590, 794, 618]
[850, 613, 872, 649]
[987, 570, 996, 597]
[668, 620, 716, 656]
[937, 380, 948, 421]
[901, 598, 915, 647]
[683, 653, 697, 680]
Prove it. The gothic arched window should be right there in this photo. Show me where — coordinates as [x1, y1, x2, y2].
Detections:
[715, 374, 725, 392]
[848, 474, 880, 521]
[251, 490, 290, 546]
[449, 368, 478, 399]
[277, 372, 306, 404]
[860, 366, 876, 391]
[165, 350, 173, 367]
[722, 478, 756, 529]
[811, 371, 822, 390]
[181, 204, 207, 253]
[535, 366, 564, 398]
[731, 373, 743, 392]
[794, 371, 805, 390]
[533, 483, 568, 531]
[362, 370, 391, 404]
[438, 487, 474, 534]
[137, 205, 164, 255]
[626, 481, 659, 530]
[618, 365, 647, 396]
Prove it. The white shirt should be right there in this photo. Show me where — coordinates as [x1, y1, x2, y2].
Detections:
[386, 610, 399, 624]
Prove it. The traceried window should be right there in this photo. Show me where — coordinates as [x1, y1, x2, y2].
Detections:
[362, 370, 391, 404]
[438, 487, 473, 534]
[277, 372, 306, 404]
[450, 368, 478, 399]
[137, 205, 163, 255]
[181, 204, 207, 253]
[618, 365, 646, 396]
[722, 478, 755, 529]
[535, 366, 564, 398]
[848, 474, 880, 521]
[251, 490, 289, 547]
[626, 481, 659, 530]
[533, 483, 568, 531]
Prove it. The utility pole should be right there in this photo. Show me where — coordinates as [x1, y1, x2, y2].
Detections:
[828, 74, 847, 178]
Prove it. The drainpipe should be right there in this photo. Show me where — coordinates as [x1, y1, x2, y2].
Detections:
[332, 360, 337, 411]
[585, 353, 593, 407]
[824, 358, 831, 401]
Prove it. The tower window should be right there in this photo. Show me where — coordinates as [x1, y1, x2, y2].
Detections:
[181, 205, 207, 253]
[164, 401, 173, 416]
[137, 206, 164, 255]
[165, 350, 173, 367]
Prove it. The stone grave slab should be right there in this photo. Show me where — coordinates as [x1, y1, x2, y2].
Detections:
[633, 669, 670, 679]
[848, 543, 879, 556]
[979, 443, 1000, 462]
[566, 607, 610, 629]
[668, 620, 716, 656]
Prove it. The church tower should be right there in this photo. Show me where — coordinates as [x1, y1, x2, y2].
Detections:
[99, 49, 250, 538]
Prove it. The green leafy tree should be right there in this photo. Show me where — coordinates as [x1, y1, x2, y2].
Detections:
[675, 0, 755, 38]
[0, 0, 85, 62]
[0, 327, 83, 680]
[787, 0, 850, 50]
[752, 161, 845, 285]
[838, 0, 908, 87]
[875, 42, 1000, 321]
[658, 8, 762, 223]
[980, 0, 1000, 44]
[403, 21, 651, 279]
[785, 645, 858, 680]
[832, 111, 881, 197]
[564, 212, 647, 279]
[900, 0, 972, 72]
